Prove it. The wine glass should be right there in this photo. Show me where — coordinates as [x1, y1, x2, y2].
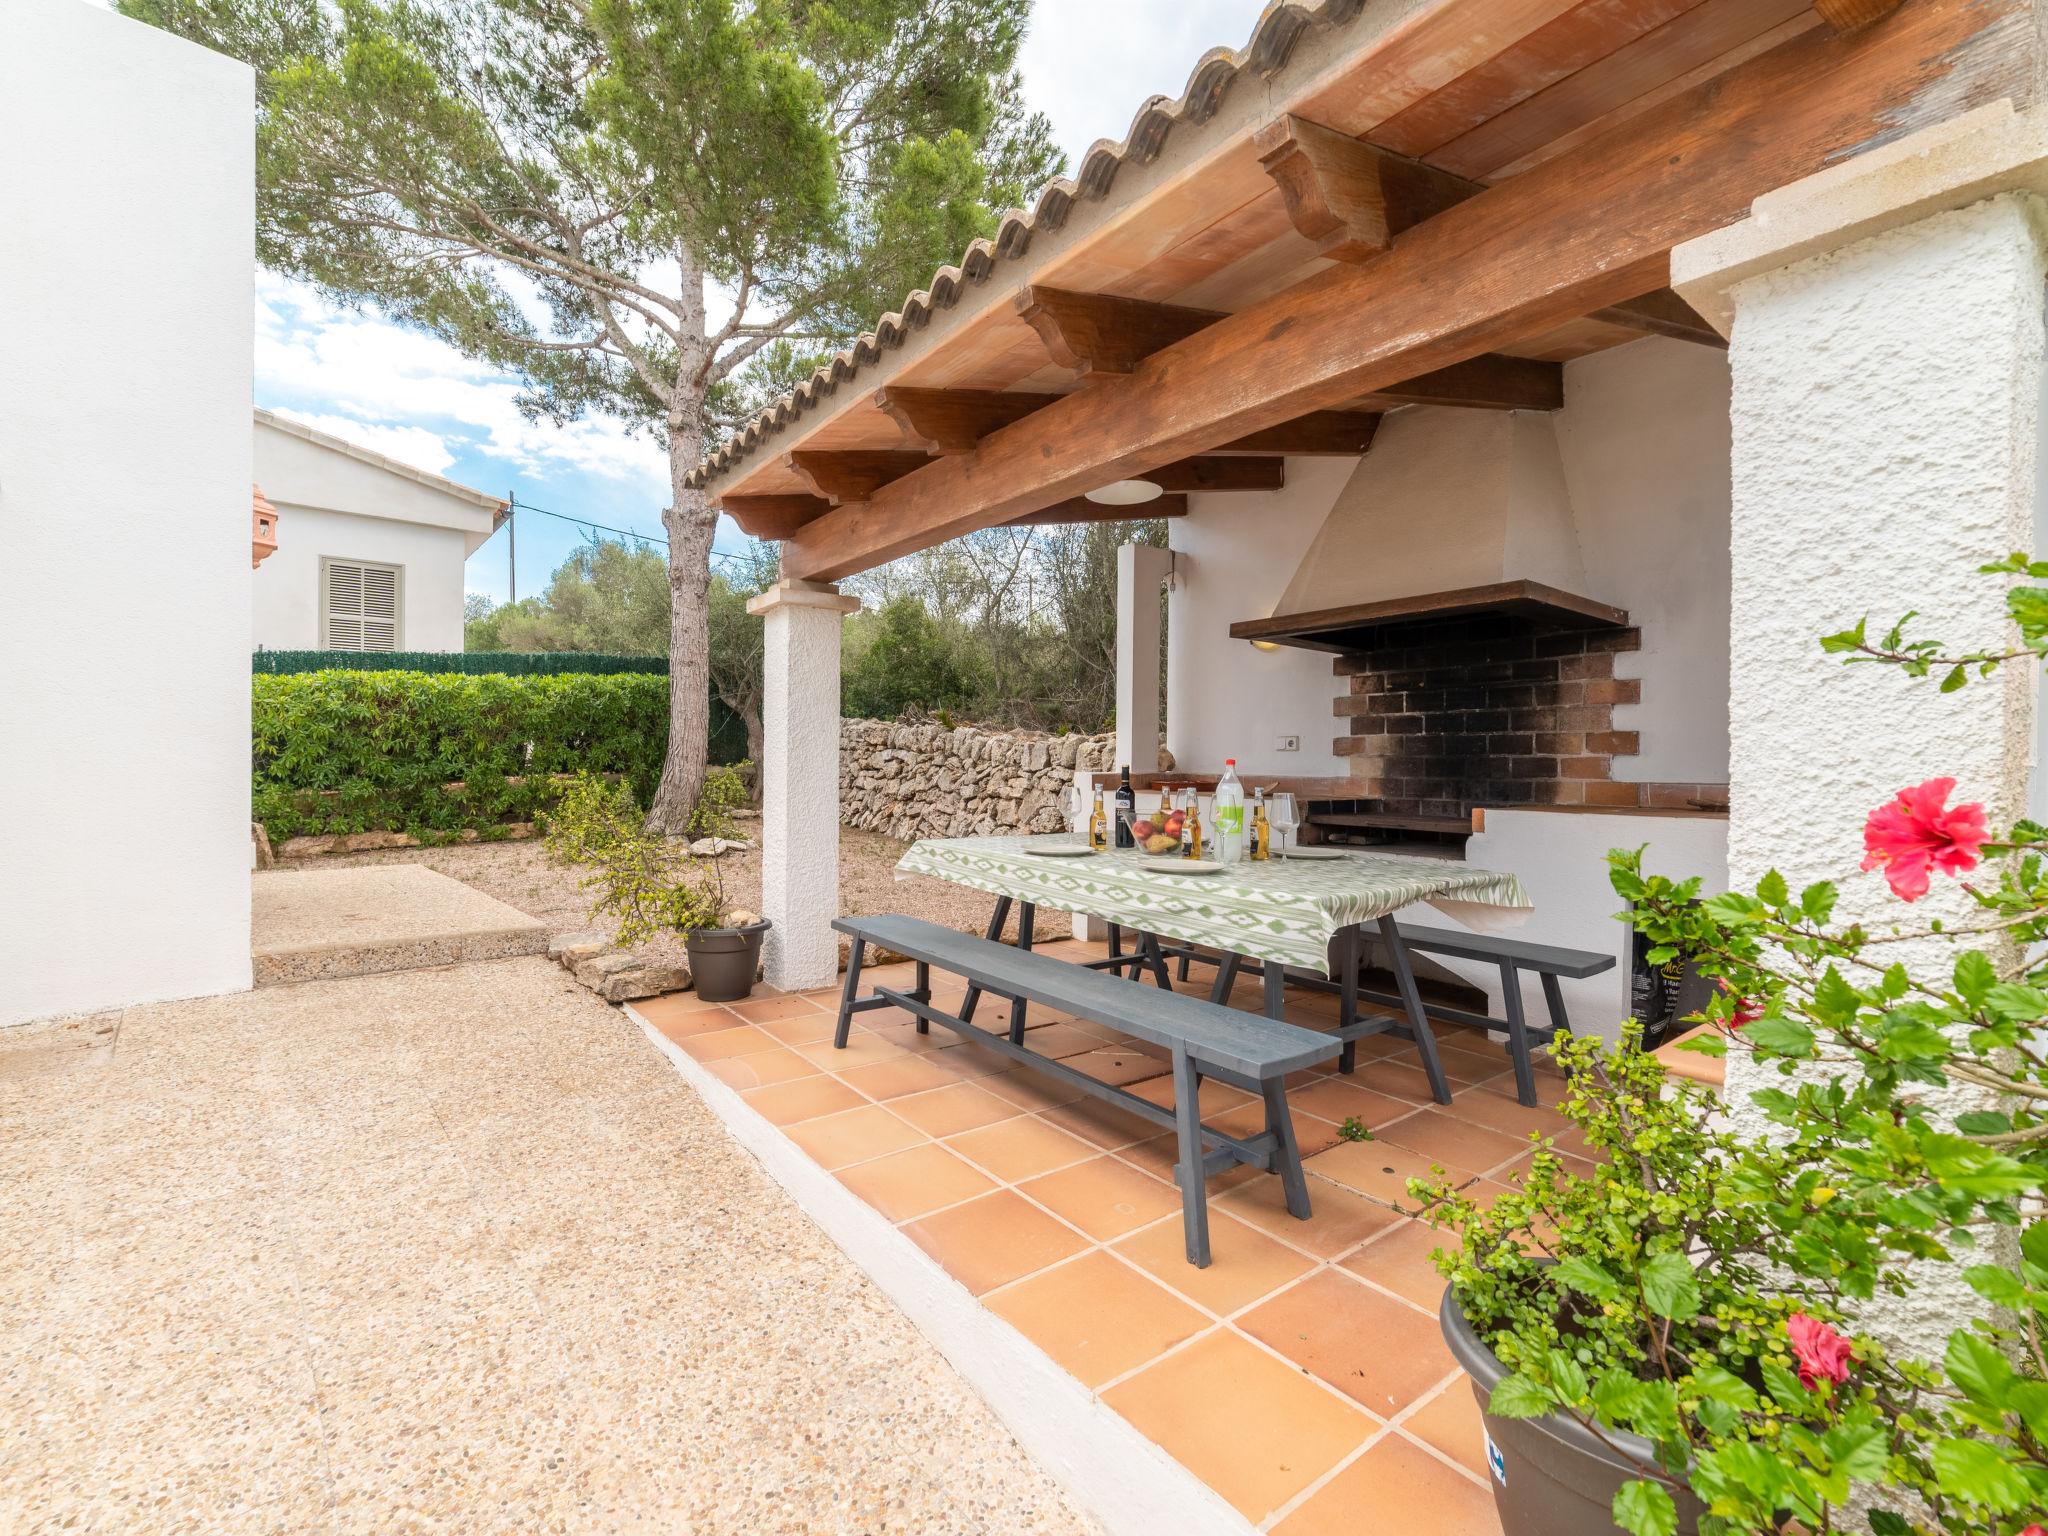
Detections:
[1269, 796, 1299, 857]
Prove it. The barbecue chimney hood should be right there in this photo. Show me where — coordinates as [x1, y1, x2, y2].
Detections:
[1230, 410, 1627, 653]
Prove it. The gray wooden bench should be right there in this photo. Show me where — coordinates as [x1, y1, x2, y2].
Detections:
[831, 913, 1341, 1267]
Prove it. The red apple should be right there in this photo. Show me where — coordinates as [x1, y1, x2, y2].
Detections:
[1132, 819, 1155, 839]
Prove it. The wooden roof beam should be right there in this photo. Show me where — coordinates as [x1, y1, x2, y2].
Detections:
[1009, 494, 1190, 526]
[1254, 113, 1481, 263]
[1146, 457, 1286, 491]
[781, 2, 2028, 583]
[877, 387, 1059, 455]
[1213, 411, 1381, 455]
[1361, 355, 1562, 411]
[1588, 289, 1727, 348]
[1014, 287, 1225, 378]
[784, 449, 935, 506]
[721, 494, 834, 540]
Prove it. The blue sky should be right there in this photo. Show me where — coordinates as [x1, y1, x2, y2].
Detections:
[243, 0, 1260, 606]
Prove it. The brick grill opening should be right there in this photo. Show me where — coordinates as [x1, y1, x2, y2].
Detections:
[1331, 615, 1714, 815]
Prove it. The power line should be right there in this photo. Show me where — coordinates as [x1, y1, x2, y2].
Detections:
[506, 494, 760, 564]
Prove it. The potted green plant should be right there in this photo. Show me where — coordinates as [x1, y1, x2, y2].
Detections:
[544, 768, 769, 1002]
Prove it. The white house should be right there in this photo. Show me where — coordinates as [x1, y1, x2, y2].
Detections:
[252, 407, 508, 653]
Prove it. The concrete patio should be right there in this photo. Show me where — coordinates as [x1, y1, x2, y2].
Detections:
[0, 955, 1091, 1534]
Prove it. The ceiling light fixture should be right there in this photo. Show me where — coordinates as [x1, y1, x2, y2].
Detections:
[1083, 478, 1163, 506]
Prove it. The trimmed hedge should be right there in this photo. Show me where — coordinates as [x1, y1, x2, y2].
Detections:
[253, 649, 668, 676]
[253, 671, 669, 840]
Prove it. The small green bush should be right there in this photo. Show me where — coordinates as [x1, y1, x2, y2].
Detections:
[542, 774, 722, 945]
[253, 650, 668, 676]
[252, 670, 669, 840]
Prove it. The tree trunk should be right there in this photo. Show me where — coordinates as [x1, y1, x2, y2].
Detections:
[647, 428, 718, 835]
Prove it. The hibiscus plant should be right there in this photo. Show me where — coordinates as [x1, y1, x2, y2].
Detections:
[1424, 555, 2048, 1535]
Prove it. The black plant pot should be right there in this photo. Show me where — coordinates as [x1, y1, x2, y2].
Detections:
[685, 919, 771, 1003]
[1441, 1285, 1707, 1536]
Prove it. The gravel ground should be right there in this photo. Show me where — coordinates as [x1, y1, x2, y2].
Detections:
[0, 957, 1096, 1533]
[284, 825, 1075, 969]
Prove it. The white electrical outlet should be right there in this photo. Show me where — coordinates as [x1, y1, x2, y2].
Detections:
[1276, 734, 1301, 753]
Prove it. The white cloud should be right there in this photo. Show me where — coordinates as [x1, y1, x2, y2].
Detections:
[253, 270, 669, 491]
[268, 409, 460, 475]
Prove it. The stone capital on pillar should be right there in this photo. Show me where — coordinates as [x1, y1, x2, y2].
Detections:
[753, 575, 858, 992]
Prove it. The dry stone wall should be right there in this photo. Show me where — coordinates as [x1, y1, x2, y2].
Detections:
[839, 719, 1115, 841]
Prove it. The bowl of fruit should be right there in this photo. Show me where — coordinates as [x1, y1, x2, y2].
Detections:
[1129, 803, 1186, 856]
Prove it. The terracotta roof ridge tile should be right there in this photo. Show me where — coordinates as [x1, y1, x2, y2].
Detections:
[689, 0, 1371, 491]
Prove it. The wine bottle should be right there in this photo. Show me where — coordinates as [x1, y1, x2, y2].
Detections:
[1113, 767, 1136, 849]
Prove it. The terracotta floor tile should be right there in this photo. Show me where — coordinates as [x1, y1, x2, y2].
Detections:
[730, 994, 828, 1024]
[1403, 1384, 1491, 1481]
[631, 990, 730, 1027]
[835, 1143, 995, 1222]
[740, 1073, 865, 1126]
[702, 1045, 820, 1090]
[1340, 1219, 1456, 1311]
[923, 1041, 1023, 1084]
[987, 1251, 1210, 1388]
[1015, 1022, 1117, 1059]
[1376, 1110, 1532, 1178]
[1272, 1429, 1500, 1536]
[783, 1104, 927, 1171]
[836, 1053, 963, 1102]
[1287, 1077, 1422, 1134]
[902, 1190, 1091, 1295]
[944, 1116, 1095, 1182]
[644, 1003, 750, 1042]
[1062, 1048, 1173, 1089]
[1288, 1113, 1349, 1160]
[1214, 1173, 1403, 1260]
[1102, 1328, 1375, 1522]
[792, 1031, 905, 1072]
[1444, 1085, 1576, 1145]
[1114, 1212, 1315, 1315]
[755, 1009, 847, 1047]
[857, 1015, 972, 1054]
[1020, 1156, 1180, 1241]
[1239, 1268, 1457, 1417]
[1350, 1059, 1448, 1103]
[1436, 1041, 1514, 1083]
[1039, 1095, 1159, 1148]
[677, 1024, 784, 1063]
[886, 1081, 1022, 1138]
[1125, 1075, 1256, 1118]
[979, 1070, 1087, 1113]
[1306, 1139, 1473, 1211]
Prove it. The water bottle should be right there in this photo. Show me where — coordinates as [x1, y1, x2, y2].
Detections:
[1214, 760, 1246, 865]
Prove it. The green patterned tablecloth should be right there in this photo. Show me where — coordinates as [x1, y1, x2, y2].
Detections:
[895, 835, 1532, 977]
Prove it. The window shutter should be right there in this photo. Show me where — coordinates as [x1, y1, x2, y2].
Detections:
[324, 560, 400, 651]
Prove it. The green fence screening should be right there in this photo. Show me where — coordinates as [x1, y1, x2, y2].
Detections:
[253, 650, 667, 676]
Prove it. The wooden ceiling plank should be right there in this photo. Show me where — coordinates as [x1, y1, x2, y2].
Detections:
[1589, 288, 1727, 346]
[1213, 412, 1383, 455]
[1013, 287, 1227, 378]
[1372, 0, 1710, 159]
[1815, 0, 1905, 29]
[783, 449, 935, 506]
[780, 1, 2027, 583]
[1146, 457, 1287, 491]
[1009, 494, 1191, 526]
[876, 388, 1062, 454]
[720, 494, 835, 540]
[1360, 355, 1564, 410]
[1430, 0, 1814, 181]
[1253, 114, 1483, 262]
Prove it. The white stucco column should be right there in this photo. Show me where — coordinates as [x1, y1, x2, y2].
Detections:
[1115, 542, 1174, 775]
[747, 578, 860, 991]
[1676, 108, 2048, 1353]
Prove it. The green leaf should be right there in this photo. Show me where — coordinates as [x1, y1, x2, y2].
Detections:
[1611, 1479, 1678, 1536]
[1941, 664, 1967, 692]
[1955, 950, 1998, 1010]
[1488, 1374, 1553, 1419]
[1946, 1330, 2016, 1408]
[1737, 1017, 1815, 1056]
[1546, 1349, 1588, 1405]
[1638, 1253, 1700, 1321]
[1813, 966, 1862, 1025]
[1687, 1364, 1759, 1412]
[1553, 1256, 1622, 1302]
[1820, 1420, 1888, 1481]
[1964, 1264, 2030, 1307]
[1932, 1436, 2032, 1512]
[2021, 1220, 2048, 1273]
[1757, 869, 1788, 907]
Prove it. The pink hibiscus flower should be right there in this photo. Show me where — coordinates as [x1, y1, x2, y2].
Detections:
[2020, 1526, 2045, 1536]
[1788, 1313, 1854, 1391]
[1861, 778, 1989, 901]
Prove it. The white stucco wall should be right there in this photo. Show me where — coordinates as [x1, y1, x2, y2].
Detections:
[0, 0, 254, 1026]
[1166, 457, 1358, 779]
[253, 504, 474, 652]
[253, 413, 501, 652]
[1554, 339, 1734, 786]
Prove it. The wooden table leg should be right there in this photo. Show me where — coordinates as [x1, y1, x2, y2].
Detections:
[1378, 914, 1452, 1104]
[1171, 1047, 1212, 1268]
[1010, 902, 1036, 1042]
[1208, 951, 1242, 1006]
[1262, 960, 1287, 1020]
[1500, 960, 1537, 1107]
[1337, 926, 1360, 1075]
[959, 895, 1011, 1024]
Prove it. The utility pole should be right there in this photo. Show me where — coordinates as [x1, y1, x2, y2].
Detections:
[507, 494, 516, 603]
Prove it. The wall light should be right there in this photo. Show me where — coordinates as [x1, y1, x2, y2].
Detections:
[1248, 639, 1282, 652]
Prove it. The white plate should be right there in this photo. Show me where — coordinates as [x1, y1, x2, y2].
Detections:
[1023, 844, 1097, 858]
[1141, 858, 1224, 875]
[1277, 846, 1348, 860]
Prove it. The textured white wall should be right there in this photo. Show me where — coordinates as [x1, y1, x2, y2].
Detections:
[0, 0, 254, 1025]
[253, 505, 473, 652]
[1719, 193, 2048, 1354]
[1554, 339, 1734, 786]
[755, 581, 859, 989]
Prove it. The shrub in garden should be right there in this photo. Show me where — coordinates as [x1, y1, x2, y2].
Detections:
[252, 670, 667, 840]
[541, 767, 753, 945]
[1426, 556, 2048, 1534]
